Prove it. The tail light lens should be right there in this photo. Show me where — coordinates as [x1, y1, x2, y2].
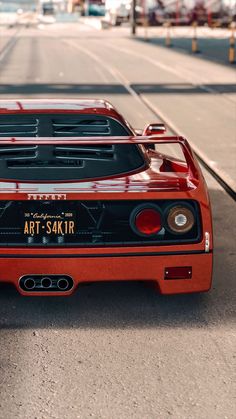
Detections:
[166, 205, 195, 234]
[131, 205, 162, 236]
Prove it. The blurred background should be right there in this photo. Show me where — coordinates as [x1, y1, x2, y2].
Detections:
[0, 0, 235, 27]
[1, 0, 236, 65]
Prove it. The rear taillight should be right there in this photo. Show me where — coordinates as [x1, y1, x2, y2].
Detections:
[130, 205, 162, 236]
[166, 205, 195, 234]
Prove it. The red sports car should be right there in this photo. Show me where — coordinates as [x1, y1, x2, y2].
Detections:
[0, 99, 213, 296]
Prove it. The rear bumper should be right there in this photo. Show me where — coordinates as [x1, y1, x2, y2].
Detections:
[0, 251, 213, 296]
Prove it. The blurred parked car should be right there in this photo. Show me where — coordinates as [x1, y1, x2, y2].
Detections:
[84, 0, 106, 16]
[105, 0, 131, 25]
[42, 1, 55, 16]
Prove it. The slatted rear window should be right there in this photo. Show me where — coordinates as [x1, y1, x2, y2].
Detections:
[0, 114, 125, 137]
[0, 113, 146, 181]
[0, 118, 39, 137]
[52, 118, 111, 136]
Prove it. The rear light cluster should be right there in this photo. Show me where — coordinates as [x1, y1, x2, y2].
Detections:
[130, 203, 196, 237]
[0, 200, 200, 247]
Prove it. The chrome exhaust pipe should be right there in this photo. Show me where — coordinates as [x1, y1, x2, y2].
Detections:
[57, 278, 69, 291]
[41, 277, 52, 289]
[20, 275, 73, 292]
[24, 277, 36, 290]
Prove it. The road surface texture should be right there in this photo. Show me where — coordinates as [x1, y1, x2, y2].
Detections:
[0, 22, 235, 419]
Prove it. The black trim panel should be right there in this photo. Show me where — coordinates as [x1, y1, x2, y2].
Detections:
[0, 199, 202, 247]
[0, 250, 212, 258]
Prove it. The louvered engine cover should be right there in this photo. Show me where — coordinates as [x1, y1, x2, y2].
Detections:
[0, 114, 145, 181]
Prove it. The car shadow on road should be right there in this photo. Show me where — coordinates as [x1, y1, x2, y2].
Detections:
[0, 281, 211, 329]
[0, 190, 235, 330]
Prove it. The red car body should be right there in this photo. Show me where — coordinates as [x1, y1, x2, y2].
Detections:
[0, 99, 213, 296]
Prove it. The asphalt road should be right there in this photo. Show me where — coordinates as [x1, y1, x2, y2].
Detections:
[0, 22, 235, 419]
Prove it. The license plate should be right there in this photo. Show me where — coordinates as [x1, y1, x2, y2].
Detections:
[23, 211, 76, 237]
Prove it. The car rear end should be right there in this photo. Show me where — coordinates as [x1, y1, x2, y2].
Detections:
[0, 108, 213, 296]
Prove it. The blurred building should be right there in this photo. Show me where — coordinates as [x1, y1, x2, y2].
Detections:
[40, 0, 68, 12]
[140, 0, 236, 25]
[67, 0, 106, 14]
[67, 0, 82, 12]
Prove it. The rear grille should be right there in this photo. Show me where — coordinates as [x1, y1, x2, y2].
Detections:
[0, 118, 39, 137]
[52, 118, 111, 136]
[0, 200, 201, 247]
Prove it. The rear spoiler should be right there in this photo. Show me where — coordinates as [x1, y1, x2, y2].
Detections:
[0, 135, 198, 179]
[0, 135, 188, 145]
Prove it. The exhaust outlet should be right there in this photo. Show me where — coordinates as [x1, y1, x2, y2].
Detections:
[24, 277, 36, 290]
[57, 278, 69, 291]
[41, 277, 52, 289]
[20, 275, 73, 293]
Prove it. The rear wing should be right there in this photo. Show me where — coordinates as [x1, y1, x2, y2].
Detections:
[0, 133, 198, 161]
[0, 135, 191, 146]
[0, 135, 199, 181]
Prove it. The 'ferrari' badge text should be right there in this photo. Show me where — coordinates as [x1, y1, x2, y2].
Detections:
[27, 194, 67, 200]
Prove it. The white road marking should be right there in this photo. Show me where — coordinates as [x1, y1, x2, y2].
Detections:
[0, 30, 20, 62]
